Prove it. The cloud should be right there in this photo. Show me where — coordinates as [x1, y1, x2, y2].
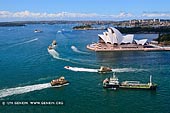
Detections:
[0, 10, 99, 19]
[0, 10, 134, 21]
[112, 12, 133, 18]
[2, 10, 169, 21]
[142, 12, 170, 18]
[0, 11, 12, 18]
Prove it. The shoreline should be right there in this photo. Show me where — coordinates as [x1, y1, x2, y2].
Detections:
[87, 43, 170, 52]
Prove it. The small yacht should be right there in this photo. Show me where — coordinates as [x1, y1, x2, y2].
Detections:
[51, 40, 57, 48]
[52, 40, 57, 46]
[50, 76, 69, 87]
[98, 66, 112, 73]
[103, 73, 120, 89]
[34, 29, 42, 33]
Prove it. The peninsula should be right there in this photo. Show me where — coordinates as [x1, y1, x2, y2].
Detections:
[73, 24, 92, 30]
[73, 24, 105, 30]
[154, 34, 170, 45]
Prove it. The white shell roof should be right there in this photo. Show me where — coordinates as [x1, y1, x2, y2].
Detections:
[98, 27, 147, 45]
[122, 34, 134, 43]
[134, 39, 148, 45]
[108, 27, 124, 44]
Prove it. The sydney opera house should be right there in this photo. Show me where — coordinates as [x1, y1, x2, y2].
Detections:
[87, 27, 170, 51]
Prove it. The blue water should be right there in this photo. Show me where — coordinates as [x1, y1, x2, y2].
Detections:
[0, 24, 170, 113]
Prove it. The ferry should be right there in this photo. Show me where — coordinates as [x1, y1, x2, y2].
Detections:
[50, 76, 69, 87]
[103, 74, 157, 90]
[98, 66, 112, 73]
[103, 73, 119, 90]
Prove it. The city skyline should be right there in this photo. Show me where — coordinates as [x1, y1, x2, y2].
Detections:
[0, 0, 170, 22]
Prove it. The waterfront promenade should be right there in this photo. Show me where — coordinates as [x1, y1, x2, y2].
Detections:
[87, 43, 170, 52]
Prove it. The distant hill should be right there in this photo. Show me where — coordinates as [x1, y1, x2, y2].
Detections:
[117, 27, 170, 34]
[0, 22, 25, 27]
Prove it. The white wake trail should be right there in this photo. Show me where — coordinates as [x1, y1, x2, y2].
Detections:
[71, 46, 89, 54]
[0, 83, 51, 98]
[9, 38, 38, 47]
[111, 68, 144, 72]
[64, 66, 146, 73]
[65, 66, 98, 72]
[47, 49, 71, 62]
[23, 38, 38, 44]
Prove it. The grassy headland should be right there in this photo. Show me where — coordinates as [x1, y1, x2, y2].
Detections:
[154, 34, 170, 45]
[73, 24, 92, 30]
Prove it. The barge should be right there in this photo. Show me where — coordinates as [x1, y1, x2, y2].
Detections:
[103, 74, 157, 90]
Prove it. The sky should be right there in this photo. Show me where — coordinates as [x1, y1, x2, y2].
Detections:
[0, 0, 170, 22]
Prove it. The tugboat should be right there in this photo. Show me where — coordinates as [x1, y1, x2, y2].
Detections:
[98, 66, 112, 73]
[50, 76, 69, 87]
[103, 73, 120, 90]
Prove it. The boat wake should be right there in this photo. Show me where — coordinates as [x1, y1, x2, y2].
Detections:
[10, 38, 38, 47]
[9, 38, 38, 48]
[111, 68, 145, 72]
[47, 49, 95, 65]
[64, 66, 146, 73]
[0, 83, 51, 98]
[47, 49, 70, 62]
[71, 46, 89, 54]
[22, 38, 38, 44]
[64, 66, 98, 72]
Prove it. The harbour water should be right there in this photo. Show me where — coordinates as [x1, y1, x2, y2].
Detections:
[0, 24, 170, 113]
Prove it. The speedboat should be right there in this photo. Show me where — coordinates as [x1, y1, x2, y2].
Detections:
[64, 66, 70, 69]
[98, 66, 112, 73]
[50, 76, 69, 87]
[103, 73, 120, 90]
